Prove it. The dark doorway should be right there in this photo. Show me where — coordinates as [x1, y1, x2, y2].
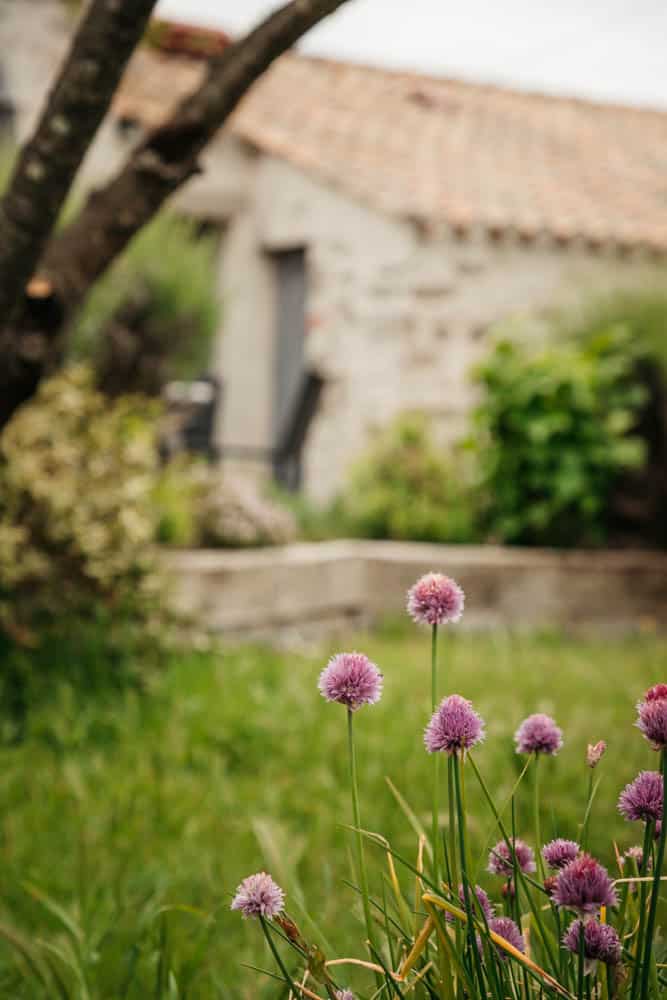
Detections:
[273, 248, 306, 438]
[272, 248, 308, 489]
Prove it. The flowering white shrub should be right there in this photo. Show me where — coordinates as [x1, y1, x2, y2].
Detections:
[0, 364, 161, 638]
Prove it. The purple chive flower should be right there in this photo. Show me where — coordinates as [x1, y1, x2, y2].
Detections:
[335, 992, 356, 1000]
[618, 770, 663, 824]
[563, 919, 622, 968]
[586, 741, 607, 768]
[407, 573, 464, 627]
[542, 839, 580, 871]
[514, 713, 563, 756]
[501, 880, 516, 900]
[488, 917, 525, 958]
[487, 838, 536, 877]
[318, 652, 383, 711]
[544, 876, 559, 897]
[446, 884, 495, 923]
[424, 694, 485, 755]
[552, 855, 618, 915]
[231, 872, 285, 919]
[625, 845, 644, 866]
[636, 686, 667, 751]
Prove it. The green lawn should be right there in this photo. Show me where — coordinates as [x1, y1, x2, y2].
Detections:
[0, 624, 664, 998]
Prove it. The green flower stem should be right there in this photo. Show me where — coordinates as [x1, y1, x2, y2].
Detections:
[581, 770, 602, 854]
[534, 754, 544, 880]
[638, 748, 667, 1000]
[431, 624, 438, 711]
[468, 753, 559, 974]
[448, 757, 459, 893]
[577, 921, 585, 1000]
[260, 917, 300, 997]
[452, 753, 485, 994]
[606, 962, 616, 1000]
[347, 708, 375, 957]
[630, 817, 655, 1000]
[431, 624, 440, 883]
[581, 770, 594, 852]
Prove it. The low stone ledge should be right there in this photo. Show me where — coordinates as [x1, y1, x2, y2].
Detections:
[164, 541, 667, 637]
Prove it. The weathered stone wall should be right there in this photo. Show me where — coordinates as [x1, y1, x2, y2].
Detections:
[247, 156, 661, 503]
[165, 540, 667, 640]
[0, 0, 72, 139]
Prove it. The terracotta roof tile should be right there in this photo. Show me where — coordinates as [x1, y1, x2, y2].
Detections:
[113, 49, 667, 250]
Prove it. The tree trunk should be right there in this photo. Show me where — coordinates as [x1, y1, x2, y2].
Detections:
[0, 0, 353, 429]
[0, 0, 159, 321]
[0, 0, 159, 428]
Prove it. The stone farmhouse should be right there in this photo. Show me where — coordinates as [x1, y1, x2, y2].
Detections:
[2, 3, 667, 502]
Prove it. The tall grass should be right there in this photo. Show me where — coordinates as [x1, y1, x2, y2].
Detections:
[0, 628, 664, 997]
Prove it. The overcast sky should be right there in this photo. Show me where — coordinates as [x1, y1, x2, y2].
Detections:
[155, 0, 667, 109]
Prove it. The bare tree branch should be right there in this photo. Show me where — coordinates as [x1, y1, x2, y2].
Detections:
[0, 0, 159, 324]
[40, 0, 352, 314]
[0, 0, 352, 429]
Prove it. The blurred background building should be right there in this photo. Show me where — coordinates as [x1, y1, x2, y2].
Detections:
[2, 0, 666, 502]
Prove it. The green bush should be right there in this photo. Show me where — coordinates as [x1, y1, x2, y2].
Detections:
[473, 326, 647, 546]
[0, 364, 162, 641]
[341, 412, 478, 543]
[565, 289, 667, 376]
[153, 455, 208, 548]
[565, 292, 667, 547]
[68, 212, 219, 394]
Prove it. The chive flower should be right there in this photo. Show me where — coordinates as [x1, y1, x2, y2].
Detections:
[636, 685, 667, 750]
[514, 713, 563, 755]
[488, 916, 525, 958]
[318, 652, 383, 711]
[618, 770, 663, 824]
[563, 919, 621, 969]
[407, 572, 464, 626]
[487, 838, 536, 876]
[446, 884, 495, 923]
[231, 872, 285, 919]
[335, 991, 356, 1000]
[543, 875, 558, 897]
[552, 854, 618, 915]
[625, 845, 645, 866]
[542, 839, 580, 871]
[586, 740, 606, 768]
[424, 694, 485, 755]
[501, 880, 516, 900]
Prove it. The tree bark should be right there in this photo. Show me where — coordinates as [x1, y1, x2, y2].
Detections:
[0, 0, 159, 428]
[0, 0, 158, 323]
[40, 0, 352, 310]
[0, 0, 353, 429]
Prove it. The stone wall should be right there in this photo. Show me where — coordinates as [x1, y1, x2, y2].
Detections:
[0, 0, 71, 139]
[243, 156, 662, 503]
[165, 540, 667, 640]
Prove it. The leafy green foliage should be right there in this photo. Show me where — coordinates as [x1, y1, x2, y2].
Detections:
[566, 292, 667, 547]
[68, 213, 220, 393]
[153, 456, 209, 548]
[473, 327, 648, 546]
[564, 289, 667, 376]
[342, 412, 478, 543]
[154, 462, 298, 549]
[0, 364, 162, 641]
